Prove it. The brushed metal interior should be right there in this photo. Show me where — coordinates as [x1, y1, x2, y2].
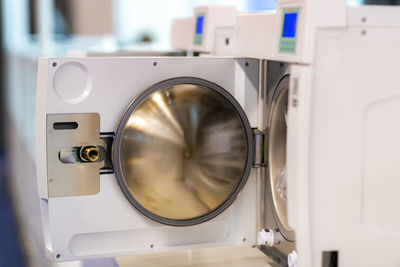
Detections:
[114, 78, 252, 226]
[268, 81, 293, 234]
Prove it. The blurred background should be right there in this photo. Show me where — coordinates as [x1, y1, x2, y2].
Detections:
[0, 0, 397, 266]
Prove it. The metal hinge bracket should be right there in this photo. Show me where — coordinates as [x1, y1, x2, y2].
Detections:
[252, 128, 266, 168]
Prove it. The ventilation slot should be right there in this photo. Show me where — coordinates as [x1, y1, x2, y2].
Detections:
[53, 122, 78, 130]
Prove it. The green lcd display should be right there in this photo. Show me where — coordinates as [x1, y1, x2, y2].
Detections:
[279, 7, 300, 54]
[194, 14, 205, 46]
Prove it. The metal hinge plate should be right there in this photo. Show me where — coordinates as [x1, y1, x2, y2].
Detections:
[252, 128, 266, 168]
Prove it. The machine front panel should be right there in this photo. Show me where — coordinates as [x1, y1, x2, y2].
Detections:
[36, 57, 260, 261]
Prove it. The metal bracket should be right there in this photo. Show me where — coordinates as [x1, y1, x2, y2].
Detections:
[47, 113, 108, 197]
[99, 132, 114, 174]
[252, 128, 266, 168]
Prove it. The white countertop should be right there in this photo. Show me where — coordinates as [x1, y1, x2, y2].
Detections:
[116, 246, 276, 267]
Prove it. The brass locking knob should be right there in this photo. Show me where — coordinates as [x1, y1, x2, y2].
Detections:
[80, 146, 100, 162]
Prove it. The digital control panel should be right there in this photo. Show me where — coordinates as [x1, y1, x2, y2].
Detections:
[194, 14, 205, 45]
[279, 7, 300, 54]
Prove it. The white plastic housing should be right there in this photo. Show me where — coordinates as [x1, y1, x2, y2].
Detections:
[192, 6, 236, 53]
[287, 5, 400, 267]
[170, 17, 195, 51]
[36, 57, 260, 262]
[234, 12, 276, 59]
[272, 0, 346, 63]
[170, 6, 236, 54]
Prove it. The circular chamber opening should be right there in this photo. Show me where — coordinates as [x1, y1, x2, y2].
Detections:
[113, 77, 253, 226]
[268, 75, 294, 240]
